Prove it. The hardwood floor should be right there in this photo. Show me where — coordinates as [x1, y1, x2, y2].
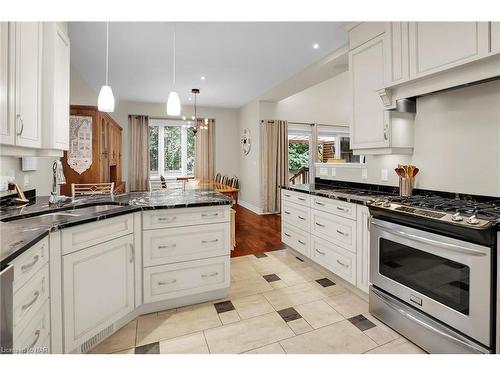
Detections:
[231, 204, 285, 257]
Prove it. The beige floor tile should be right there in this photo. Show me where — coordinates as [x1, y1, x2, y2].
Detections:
[228, 276, 274, 299]
[294, 300, 344, 329]
[204, 312, 295, 354]
[270, 280, 289, 289]
[361, 313, 400, 345]
[309, 280, 347, 297]
[230, 261, 262, 282]
[324, 291, 369, 318]
[277, 270, 309, 286]
[263, 282, 324, 310]
[89, 320, 137, 354]
[111, 348, 135, 354]
[244, 342, 286, 354]
[232, 294, 275, 320]
[365, 337, 426, 354]
[219, 310, 241, 325]
[250, 257, 294, 276]
[136, 304, 221, 346]
[287, 318, 313, 335]
[280, 320, 378, 354]
[157, 308, 177, 318]
[159, 332, 210, 354]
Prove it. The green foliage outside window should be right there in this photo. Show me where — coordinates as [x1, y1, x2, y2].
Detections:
[288, 142, 309, 171]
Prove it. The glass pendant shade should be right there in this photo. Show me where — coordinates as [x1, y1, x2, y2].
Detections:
[98, 85, 115, 112]
[167, 91, 181, 116]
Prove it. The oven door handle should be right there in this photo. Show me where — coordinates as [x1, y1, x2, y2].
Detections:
[371, 222, 488, 256]
[371, 287, 487, 354]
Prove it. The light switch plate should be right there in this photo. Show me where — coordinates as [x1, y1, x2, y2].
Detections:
[381, 169, 388, 181]
[362, 168, 368, 180]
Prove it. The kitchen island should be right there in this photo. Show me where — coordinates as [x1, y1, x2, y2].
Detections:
[1, 188, 232, 354]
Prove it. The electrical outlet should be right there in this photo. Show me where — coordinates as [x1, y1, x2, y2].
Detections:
[381, 169, 388, 181]
[362, 168, 368, 180]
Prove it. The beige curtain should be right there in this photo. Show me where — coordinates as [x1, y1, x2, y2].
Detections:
[128, 115, 150, 191]
[261, 119, 288, 213]
[194, 119, 215, 180]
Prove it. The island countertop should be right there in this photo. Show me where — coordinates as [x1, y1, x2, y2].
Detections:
[0, 189, 232, 270]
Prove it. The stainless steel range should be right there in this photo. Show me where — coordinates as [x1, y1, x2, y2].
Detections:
[368, 194, 499, 354]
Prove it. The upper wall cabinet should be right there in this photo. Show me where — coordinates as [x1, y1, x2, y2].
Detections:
[0, 23, 10, 144]
[491, 22, 500, 54]
[384, 22, 409, 86]
[408, 22, 489, 80]
[42, 23, 70, 151]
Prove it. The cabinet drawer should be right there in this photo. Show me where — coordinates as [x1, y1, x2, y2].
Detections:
[310, 196, 357, 220]
[311, 236, 356, 285]
[282, 200, 310, 229]
[13, 301, 50, 354]
[61, 214, 133, 255]
[13, 263, 49, 338]
[143, 222, 230, 266]
[12, 237, 48, 293]
[143, 256, 230, 304]
[142, 206, 230, 230]
[311, 209, 356, 252]
[282, 223, 310, 258]
[282, 189, 310, 207]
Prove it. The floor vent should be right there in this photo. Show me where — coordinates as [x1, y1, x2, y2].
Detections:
[80, 324, 115, 353]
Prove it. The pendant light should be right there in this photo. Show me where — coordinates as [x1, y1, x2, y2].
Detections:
[191, 88, 199, 136]
[98, 22, 115, 113]
[167, 24, 181, 116]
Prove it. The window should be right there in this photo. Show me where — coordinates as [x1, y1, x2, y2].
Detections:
[288, 124, 313, 184]
[316, 125, 363, 164]
[149, 119, 195, 178]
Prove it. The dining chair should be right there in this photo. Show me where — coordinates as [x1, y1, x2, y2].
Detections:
[222, 175, 229, 185]
[231, 177, 239, 189]
[215, 173, 222, 183]
[149, 180, 167, 192]
[71, 182, 114, 198]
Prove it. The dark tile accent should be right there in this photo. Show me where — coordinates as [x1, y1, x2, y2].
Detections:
[135, 342, 159, 354]
[295, 257, 304, 262]
[348, 314, 376, 331]
[315, 278, 336, 287]
[214, 300, 235, 314]
[254, 252, 268, 258]
[263, 274, 281, 282]
[277, 307, 302, 323]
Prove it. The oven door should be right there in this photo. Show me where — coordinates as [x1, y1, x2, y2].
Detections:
[370, 218, 491, 347]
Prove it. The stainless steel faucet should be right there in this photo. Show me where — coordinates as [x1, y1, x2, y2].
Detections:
[49, 160, 67, 205]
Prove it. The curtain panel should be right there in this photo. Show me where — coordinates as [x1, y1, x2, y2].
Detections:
[128, 115, 150, 192]
[261, 119, 289, 213]
[194, 119, 215, 181]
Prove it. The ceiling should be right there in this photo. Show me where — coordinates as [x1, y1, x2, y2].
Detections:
[69, 22, 348, 108]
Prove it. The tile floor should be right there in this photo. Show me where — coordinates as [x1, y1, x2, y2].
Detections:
[89, 248, 426, 354]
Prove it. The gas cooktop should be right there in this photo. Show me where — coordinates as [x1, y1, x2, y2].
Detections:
[369, 195, 500, 229]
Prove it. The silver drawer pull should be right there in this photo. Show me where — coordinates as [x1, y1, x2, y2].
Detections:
[284, 232, 291, 237]
[29, 329, 41, 350]
[336, 229, 348, 236]
[202, 213, 219, 218]
[158, 244, 176, 249]
[21, 255, 40, 272]
[315, 222, 325, 227]
[336, 206, 348, 212]
[201, 272, 219, 278]
[202, 239, 219, 244]
[297, 215, 306, 220]
[337, 259, 348, 268]
[315, 201, 325, 206]
[158, 216, 176, 222]
[284, 211, 291, 215]
[298, 240, 306, 245]
[297, 197, 306, 201]
[22, 291, 40, 311]
[315, 249, 326, 255]
[158, 279, 177, 285]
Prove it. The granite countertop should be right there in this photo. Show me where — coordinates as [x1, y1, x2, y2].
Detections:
[0, 189, 232, 270]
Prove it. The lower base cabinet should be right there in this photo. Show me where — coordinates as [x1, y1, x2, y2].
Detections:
[62, 234, 135, 353]
[311, 235, 356, 285]
[281, 222, 311, 258]
[13, 302, 50, 354]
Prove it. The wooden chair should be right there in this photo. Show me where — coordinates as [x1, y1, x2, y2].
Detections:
[221, 175, 229, 185]
[71, 183, 114, 198]
[149, 180, 167, 192]
[215, 173, 222, 183]
[231, 177, 239, 189]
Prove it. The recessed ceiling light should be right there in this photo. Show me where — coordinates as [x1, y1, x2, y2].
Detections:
[313, 43, 319, 49]
[201, 76, 206, 80]
[188, 97, 192, 101]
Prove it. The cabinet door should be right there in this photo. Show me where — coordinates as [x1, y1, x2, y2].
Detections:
[491, 22, 500, 54]
[409, 22, 489, 79]
[350, 34, 389, 150]
[356, 206, 370, 293]
[0, 22, 12, 144]
[384, 22, 409, 86]
[62, 234, 134, 353]
[99, 116, 109, 181]
[15, 22, 42, 148]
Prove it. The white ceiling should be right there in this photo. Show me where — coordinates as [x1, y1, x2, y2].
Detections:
[68, 22, 347, 108]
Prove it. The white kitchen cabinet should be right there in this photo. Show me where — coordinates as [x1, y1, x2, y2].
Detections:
[0, 22, 10, 144]
[311, 235, 356, 286]
[408, 22, 489, 80]
[282, 222, 310, 258]
[62, 234, 135, 353]
[384, 22, 409, 86]
[491, 22, 500, 54]
[356, 205, 370, 293]
[12, 22, 42, 148]
[42, 23, 70, 150]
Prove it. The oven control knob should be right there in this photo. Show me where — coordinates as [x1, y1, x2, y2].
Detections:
[382, 201, 391, 208]
[467, 215, 480, 225]
[451, 212, 463, 222]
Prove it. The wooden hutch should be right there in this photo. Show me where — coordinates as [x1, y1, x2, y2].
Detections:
[60, 105, 125, 195]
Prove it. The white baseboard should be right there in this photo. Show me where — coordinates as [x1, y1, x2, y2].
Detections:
[237, 200, 278, 215]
